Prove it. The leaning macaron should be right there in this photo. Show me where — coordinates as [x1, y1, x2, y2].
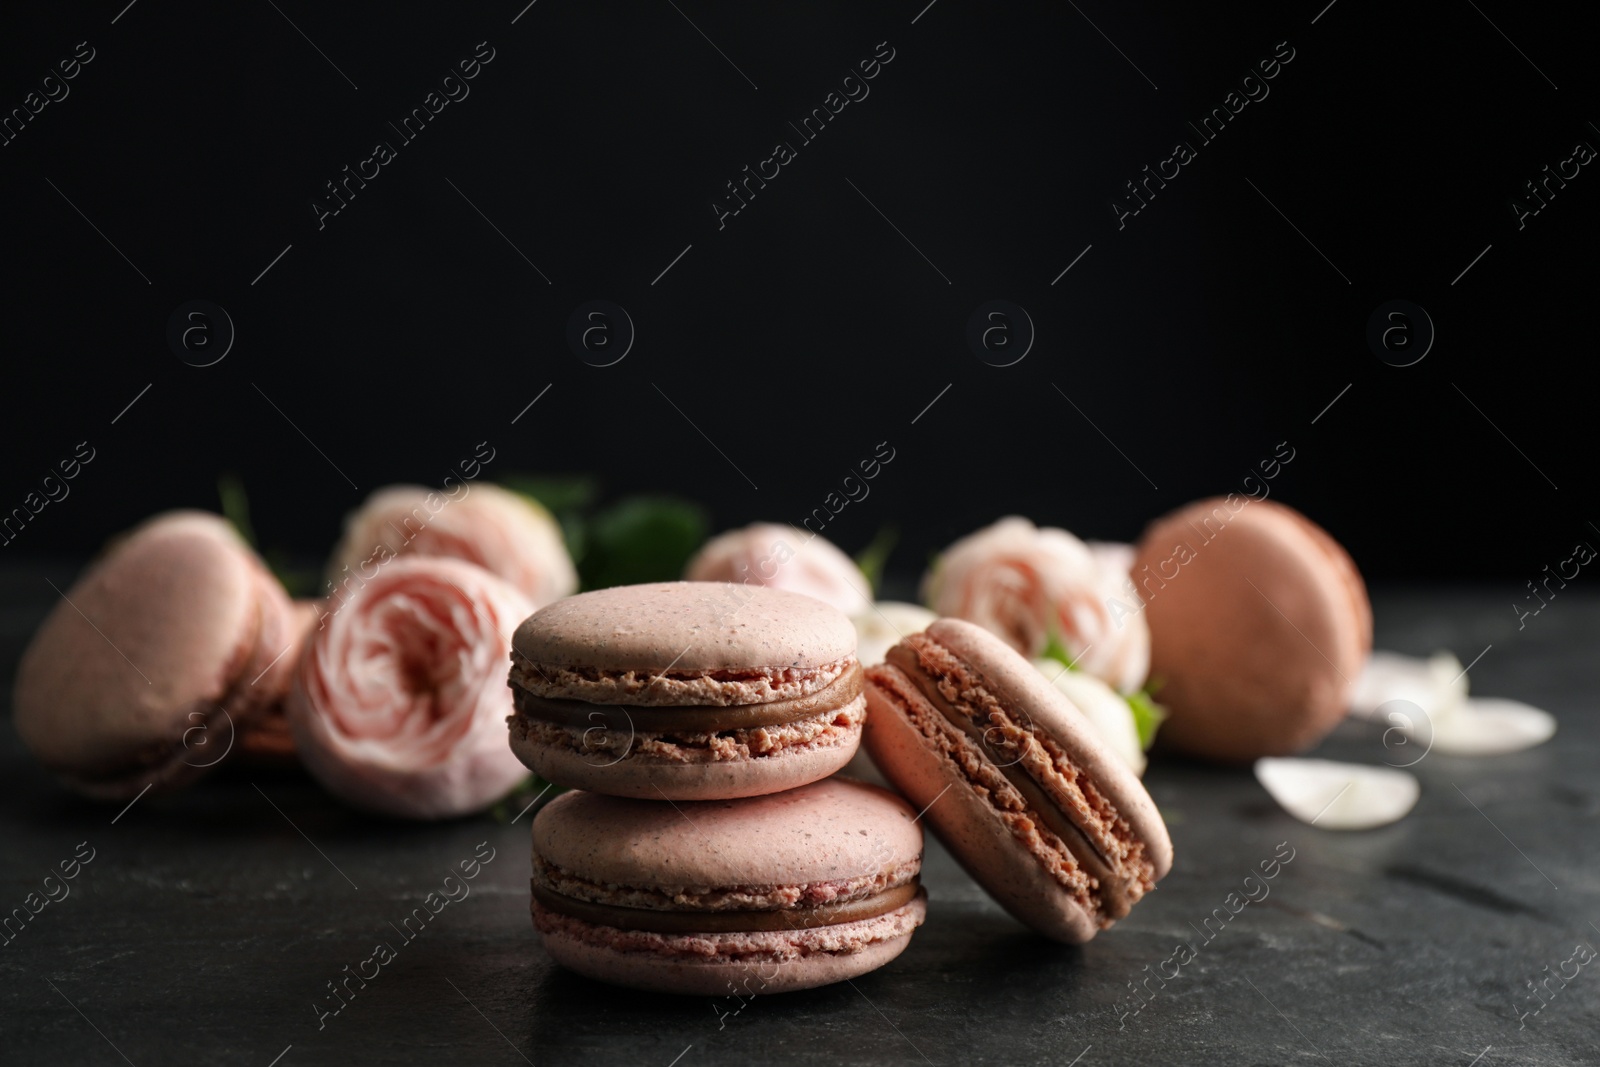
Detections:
[863, 618, 1172, 943]
[1130, 497, 1371, 762]
[508, 581, 863, 800]
[13, 511, 298, 798]
[531, 777, 925, 995]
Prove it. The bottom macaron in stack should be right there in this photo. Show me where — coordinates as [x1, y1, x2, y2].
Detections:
[530, 777, 926, 995]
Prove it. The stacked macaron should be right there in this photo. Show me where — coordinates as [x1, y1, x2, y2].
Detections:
[507, 581, 927, 993]
[507, 583, 866, 800]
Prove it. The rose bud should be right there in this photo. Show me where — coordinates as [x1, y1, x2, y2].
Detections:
[922, 517, 1150, 694]
[684, 523, 872, 615]
[287, 557, 533, 819]
[326, 483, 576, 611]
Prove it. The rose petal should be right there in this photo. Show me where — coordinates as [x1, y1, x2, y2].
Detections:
[1254, 757, 1420, 830]
[1429, 698, 1557, 756]
[1086, 540, 1135, 577]
[852, 602, 938, 668]
[1351, 650, 1555, 756]
[1349, 650, 1465, 722]
[1032, 660, 1146, 776]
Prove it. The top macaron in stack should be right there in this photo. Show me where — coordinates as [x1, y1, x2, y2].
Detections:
[507, 582, 866, 800]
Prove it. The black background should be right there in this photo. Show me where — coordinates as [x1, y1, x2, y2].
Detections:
[2, 0, 1594, 581]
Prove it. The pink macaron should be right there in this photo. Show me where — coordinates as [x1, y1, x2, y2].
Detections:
[237, 598, 323, 767]
[12, 511, 298, 798]
[864, 618, 1173, 943]
[508, 582, 863, 800]
[531, 777, 925, 995]
[1130, 497, 1372, 762]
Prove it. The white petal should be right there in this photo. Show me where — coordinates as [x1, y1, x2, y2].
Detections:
[1428, 698, 1557, 755]
[1349, 650, 1465, 722]
[1033, 660, 1146, 776]
[1352, 651, 1556, 758]
[1254, 758, 1420, 830]
[852, 602, 938, 668]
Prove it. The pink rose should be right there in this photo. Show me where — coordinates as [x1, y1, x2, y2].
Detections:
[327, 483, 576, 610]
[1087, 540, 1136, 578]
[684, 523, 872, 615]
[288, 557, 534, 819]
[922, 517, 1150, 694]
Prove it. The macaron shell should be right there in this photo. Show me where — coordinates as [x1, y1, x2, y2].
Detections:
[13, 512, 269, 792]
[1133, 498, 1370, 762]
[225, 567, 301, 720]
[922, 619, 1173, 881]
[510, 723, 860, 802]
[512, 581, 857, 673]
[1274, 503, 1373, 656]
[238, 598, 323, 766]
[533, 777, 920, 890]
[537, 900, 924, 996]
[862, 679, 1098, 943]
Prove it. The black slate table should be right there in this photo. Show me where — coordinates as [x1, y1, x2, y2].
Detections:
[3, 579, 1596, 1066]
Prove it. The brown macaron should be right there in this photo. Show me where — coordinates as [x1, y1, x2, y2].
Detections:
[864, 619, 1172, 943]
[1130, 497, 1371, 762]
[13, 511, 298, 798]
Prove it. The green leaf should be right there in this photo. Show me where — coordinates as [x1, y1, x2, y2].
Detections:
[1040, 627, 1077, 670]
[581, 495, 709, 589]
[499, 475, 598, 564]
[854, 525, 898, 595]
[219, 474, 314, 596]
[264, 549, 320, 599]
[487, 776, 564, 823]
[500, 474, 599, 515]
[1126, 686, 1167, 751]
[216, 473, 256, 548]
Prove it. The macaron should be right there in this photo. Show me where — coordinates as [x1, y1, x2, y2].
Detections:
[1130, 497, 1371, 762]
[13, 511, 298, 798]
[508, 581, 863, 800]
[863, 618, 1172, 943]
[531, 777, 926, 994]
[238, 599, 323, 767]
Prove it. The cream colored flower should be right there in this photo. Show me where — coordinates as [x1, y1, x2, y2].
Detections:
[923, 517, 1149, 693]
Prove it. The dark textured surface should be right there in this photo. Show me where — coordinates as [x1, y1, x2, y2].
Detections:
[2, 582, 1596, 1066]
